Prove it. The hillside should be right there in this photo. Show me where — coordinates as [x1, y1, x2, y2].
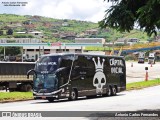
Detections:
[0, 14, 153, 43]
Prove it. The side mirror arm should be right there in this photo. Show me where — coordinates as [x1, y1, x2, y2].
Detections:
[27, 69, 37, 79]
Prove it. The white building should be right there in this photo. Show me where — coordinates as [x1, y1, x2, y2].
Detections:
[75, 38, 105, 44]
[28, 31, 43, 38]
[115, 38, 139, 45]
[16, 31, 43, 38]
[23, 46, 83, 61]
[0, 38, 41, 43]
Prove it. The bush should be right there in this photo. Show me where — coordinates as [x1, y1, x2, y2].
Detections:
[7, 28, 13, 35]
[125, 54, 137, 61]
[13, 34, 34, 38]
[0, 30, 3, 35]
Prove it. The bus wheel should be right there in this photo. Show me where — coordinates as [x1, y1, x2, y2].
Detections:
[47, 98, 54, 102]
[69, 89, 78, 101]
[106, 87, 112, 96]
[111, 86, 117, 96]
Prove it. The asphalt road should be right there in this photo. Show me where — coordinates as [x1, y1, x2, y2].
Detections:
[126, 61, 160, 83]
[1, 61, 160, 120]
[0, 85, 160, 120]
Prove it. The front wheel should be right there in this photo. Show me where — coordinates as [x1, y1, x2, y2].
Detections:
[47, 98, 54, 102]
[69, 89, 78, 101]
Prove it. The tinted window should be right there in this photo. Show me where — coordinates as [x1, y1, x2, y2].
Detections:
[35, 56, 60, 73]
[59, 55, 74, 68]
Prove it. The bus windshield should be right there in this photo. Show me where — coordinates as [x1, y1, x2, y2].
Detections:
[33, 73, 58, 92]
[33, 56, 60, 92]
[35, 56, 60, 73]
[33, 55, 74, 93]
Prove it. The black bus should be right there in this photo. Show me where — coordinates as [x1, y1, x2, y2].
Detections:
[27, 53, 126, 102]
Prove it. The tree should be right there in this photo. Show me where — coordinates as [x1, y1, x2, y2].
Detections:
[99, 0, 160, 36]
[7, 28, 13, 35]
[0, 30, 3, 36]
[0, 47, 21, 56]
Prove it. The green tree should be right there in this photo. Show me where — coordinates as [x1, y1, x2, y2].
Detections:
[0, 47, 21, 56]
[7, 28, 13, 35]
[99, 0, 160, 36]
[0, 30, 3, 35]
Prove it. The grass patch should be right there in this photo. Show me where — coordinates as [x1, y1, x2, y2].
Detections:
[127, 79, 160, 90]
[0, 92, 33, 102]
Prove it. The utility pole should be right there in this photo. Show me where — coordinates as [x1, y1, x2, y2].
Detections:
[3, 47, 5, 60]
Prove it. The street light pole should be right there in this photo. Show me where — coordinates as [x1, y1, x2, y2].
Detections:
[3, 46, 5, 60]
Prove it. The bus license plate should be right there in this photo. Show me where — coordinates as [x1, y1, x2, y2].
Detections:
[42, 96, 46, 99]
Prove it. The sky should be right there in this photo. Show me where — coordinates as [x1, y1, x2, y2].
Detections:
[0, 0, 112, 23]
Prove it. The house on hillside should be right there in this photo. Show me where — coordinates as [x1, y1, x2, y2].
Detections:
[16, 31, 43, 39]
[85, 29, 98, 35]
[115, 38, 139, 45]
[60, 32, 76, 40]
[28, 31, 43, 38]
[62, 22, 69, 27]
[115, 38, 128, 45]
[128, 38, 139, 43]
[154, 35, 160, 42]
[52, 33, 61, 38]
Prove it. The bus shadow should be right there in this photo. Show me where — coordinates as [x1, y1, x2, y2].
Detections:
[31, 94, 125, 104]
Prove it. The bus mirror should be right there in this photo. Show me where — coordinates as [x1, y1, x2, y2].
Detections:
[27, 69, 37, 79]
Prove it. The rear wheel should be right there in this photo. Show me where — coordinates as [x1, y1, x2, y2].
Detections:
[111, 86, 117, 96]
[69, 89, 78, 101]
[106, 87, 112, 96]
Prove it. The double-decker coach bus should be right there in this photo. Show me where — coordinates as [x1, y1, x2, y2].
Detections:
[27, 53, 126, 102]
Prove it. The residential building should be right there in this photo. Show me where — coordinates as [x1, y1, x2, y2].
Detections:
[16, 31, 43, 38]
[85, 29, 98, 35]
[115, 38, 139, 45]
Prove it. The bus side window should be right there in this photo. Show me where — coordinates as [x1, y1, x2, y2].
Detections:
[59, 55, 74, 84]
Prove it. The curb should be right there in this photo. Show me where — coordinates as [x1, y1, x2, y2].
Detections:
[0, 99, 34, 103]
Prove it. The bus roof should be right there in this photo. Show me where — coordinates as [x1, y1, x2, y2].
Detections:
[41, 53, 124, 58]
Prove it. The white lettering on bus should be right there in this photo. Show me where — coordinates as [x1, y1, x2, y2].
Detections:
[111, 67, 123, 74]
[110, 58, 124, 66]
[110, 58, 124, 74]
[38, 62, 57, 66]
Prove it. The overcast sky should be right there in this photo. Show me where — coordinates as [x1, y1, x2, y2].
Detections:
[0, 0, 112, 23]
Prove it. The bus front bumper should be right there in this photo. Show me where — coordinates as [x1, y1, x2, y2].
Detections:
[33, 89, 62, 99]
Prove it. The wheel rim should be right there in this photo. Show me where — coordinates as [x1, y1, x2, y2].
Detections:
[107, 88, 111, 96]
[112, 87, 116, 95]
[71, 91, 76, 100]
